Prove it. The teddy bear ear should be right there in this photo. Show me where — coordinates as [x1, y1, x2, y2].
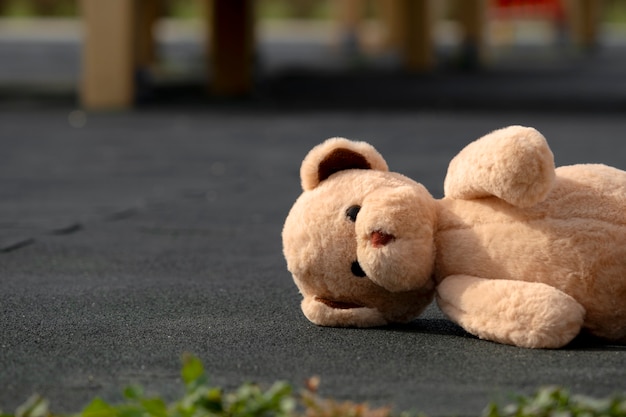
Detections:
[300, 137, 389, 191]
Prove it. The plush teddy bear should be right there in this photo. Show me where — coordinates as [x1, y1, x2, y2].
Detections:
[282, 125, 626, 349]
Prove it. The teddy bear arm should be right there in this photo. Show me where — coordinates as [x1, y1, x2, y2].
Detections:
[436, 275, 585, 348]
[444, 126, 556, 208]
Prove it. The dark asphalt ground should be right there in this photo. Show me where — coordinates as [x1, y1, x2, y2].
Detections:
[1, 20, 626, 416]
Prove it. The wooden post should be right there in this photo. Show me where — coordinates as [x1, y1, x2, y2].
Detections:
[458, 0, 486, 68]
[336, 0, 364, 30]
[335, 0, 365, 48]
[136, 0, 160, 69]
[379, 0, 402, 50]
[382, 0, 433, 72]
[401, 0, 433, 71]
[567, 0, 603, 50]
[80, 0, 137, 109]
[208, 0, 255, 96]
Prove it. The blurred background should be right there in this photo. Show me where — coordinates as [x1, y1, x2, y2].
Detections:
[0, 0, 625, 110]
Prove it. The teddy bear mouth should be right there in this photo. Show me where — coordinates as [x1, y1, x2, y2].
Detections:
[315, 296, 364, 309]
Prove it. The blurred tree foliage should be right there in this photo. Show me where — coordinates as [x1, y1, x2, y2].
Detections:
[0, 0, 334, 19]
[0, 0, 625, 24]
[0, 0, 76, 16]
[605, 0, 626, 23]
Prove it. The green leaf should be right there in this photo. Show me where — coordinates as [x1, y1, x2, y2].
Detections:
[123, 386, 144, 401]
[115, 405, 143, 417]
[199, 387, 224, 413]
[482, 388, 626, 417]
[140, 398, 168, 417]
[181, 353, 206, 388]
[482, 402, 500, 417]
[80, 398, 117, 417]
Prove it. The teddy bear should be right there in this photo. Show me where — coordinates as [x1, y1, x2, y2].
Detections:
[282, 125, 626, 349]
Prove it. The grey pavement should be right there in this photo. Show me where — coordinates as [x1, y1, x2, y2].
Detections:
[1, 19, 626, 417]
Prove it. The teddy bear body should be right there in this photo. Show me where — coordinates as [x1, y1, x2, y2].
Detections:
[435, 164, 626, 346]
[283, 126, 626, 348]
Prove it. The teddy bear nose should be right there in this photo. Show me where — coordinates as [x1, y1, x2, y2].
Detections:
[370, 230, 395, 248]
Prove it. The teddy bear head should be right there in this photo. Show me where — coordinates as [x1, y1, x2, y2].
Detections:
[282, 138, 437, 327]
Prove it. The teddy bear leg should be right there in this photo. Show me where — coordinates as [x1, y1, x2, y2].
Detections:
[436, 275, 585, 348]
[444, 126, 556, 208]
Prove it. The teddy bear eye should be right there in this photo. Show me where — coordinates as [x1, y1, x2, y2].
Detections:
[346, 205, 361, 222]
[351, 261, 367, 278]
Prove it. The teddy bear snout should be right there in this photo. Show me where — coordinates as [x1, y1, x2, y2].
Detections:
[371, 230, 395, 247]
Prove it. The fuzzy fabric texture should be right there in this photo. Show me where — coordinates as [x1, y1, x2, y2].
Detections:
[282, 126, 626, 348]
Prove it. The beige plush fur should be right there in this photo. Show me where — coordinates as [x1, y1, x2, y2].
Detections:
[282, 127, 626, 348]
